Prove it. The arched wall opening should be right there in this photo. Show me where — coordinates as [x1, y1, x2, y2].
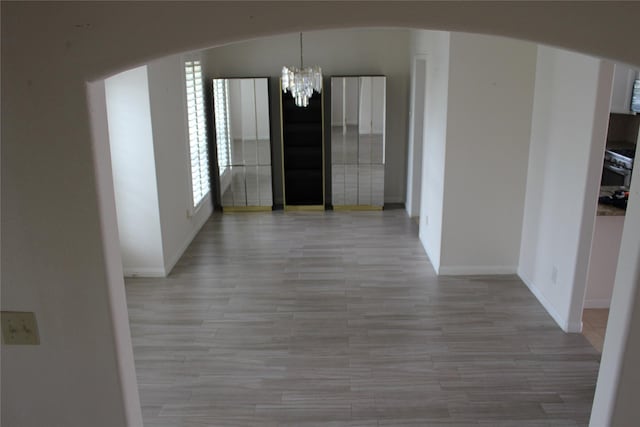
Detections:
[3, 3, 640, 427]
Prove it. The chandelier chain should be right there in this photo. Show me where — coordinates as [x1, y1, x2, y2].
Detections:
[300, 33, 304, 69]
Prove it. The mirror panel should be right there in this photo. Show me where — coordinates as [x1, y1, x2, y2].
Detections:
[370, 76, 386, 165]
[212, 78, 272, 209]
[331, 77, 360, 206]
[371, 164, 384, 207]
[331, 164, 345, 206]
[331, 76, 385, 208]
[358, 164, 372, 205]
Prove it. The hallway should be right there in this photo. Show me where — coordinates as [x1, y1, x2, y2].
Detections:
[126, 210, 600, 426]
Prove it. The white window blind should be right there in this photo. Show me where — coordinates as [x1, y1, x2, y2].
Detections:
[212, 79, 231, 175]
[184, 60, 210, 207]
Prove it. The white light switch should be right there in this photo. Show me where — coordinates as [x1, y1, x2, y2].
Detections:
[1, 311, 40, 345]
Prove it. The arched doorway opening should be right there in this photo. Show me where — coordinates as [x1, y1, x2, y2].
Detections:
[3, 3, 640, 426]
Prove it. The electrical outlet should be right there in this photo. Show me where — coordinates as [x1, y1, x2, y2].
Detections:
[551, 266, 558, 284]
[1, 311, 40, 345]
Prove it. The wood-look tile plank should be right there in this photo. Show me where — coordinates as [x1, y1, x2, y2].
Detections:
[126, 210, 599, 426]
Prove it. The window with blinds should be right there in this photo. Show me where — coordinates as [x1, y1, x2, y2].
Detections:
[212, 79, 231, 175]
[184, 60, 210, 207]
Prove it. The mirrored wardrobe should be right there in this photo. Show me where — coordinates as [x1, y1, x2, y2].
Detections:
[331, 76, 386, 209]
[212, 78, 273, 211]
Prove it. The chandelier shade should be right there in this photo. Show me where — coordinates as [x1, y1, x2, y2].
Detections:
[282, 33, 323, 107]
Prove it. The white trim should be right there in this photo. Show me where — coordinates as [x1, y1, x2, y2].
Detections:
[583, 298, 611, 309]
[439, 265, 517, 275]
[569, 60, 616, 334]
[567, 320, 583, 333]
[121, 195, 212, 279]
[87, 80, 144, 426]
[519, 273, 581, 332]
[123, 267, 167, 278]
[419, 228, 441, 275]
[164, 200, 212, 275]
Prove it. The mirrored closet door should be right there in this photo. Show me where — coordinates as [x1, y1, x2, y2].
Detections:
[331, 76, 386, 209]
[212, 78, 273, 211]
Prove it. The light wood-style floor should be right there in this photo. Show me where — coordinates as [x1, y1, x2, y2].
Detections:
[126, 210, 600, 426]
[582, 309, 610, 353]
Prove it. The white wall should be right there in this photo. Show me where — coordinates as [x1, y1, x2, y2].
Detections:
[104, 55, 212, 278]
[415, 31, 536, 274]
[418, 30, 449, 270]
[147, 54, 213, 274]
[518, 46, 613, 332]
[3, 3, 640, 426]
[584, 215, 625, 308]
[405, 53, 427, 218]
[438, 33, 537, 274]
[86, 80, 144, 427]
[202, 28, 411, 205]
[591, 141, 640, 425]
[105, 66, 166, 276]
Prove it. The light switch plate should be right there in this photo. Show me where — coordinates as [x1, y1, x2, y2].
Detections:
[1, 311, 40, 345]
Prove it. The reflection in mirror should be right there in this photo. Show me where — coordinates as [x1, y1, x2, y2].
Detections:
[212, 78, 272, 210]
[331, 77, 359, 206]
[331, 76, 385, 208]
[359, 76, 385, 207]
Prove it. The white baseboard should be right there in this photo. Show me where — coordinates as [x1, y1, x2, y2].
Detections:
[519, 273, 580, 332]
[438, 265, 517, 275]
[384, 197, 405, 204]
[164, 208, 212, 276]
[123, 206, 211, 279]
[123, 267, 166, 278]
[567, 320, 583, 333]
[583, 298, 611, 309]
[419, 231, 440, 275]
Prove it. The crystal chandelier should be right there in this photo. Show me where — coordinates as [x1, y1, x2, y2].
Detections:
[282, 33, 322, 107]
